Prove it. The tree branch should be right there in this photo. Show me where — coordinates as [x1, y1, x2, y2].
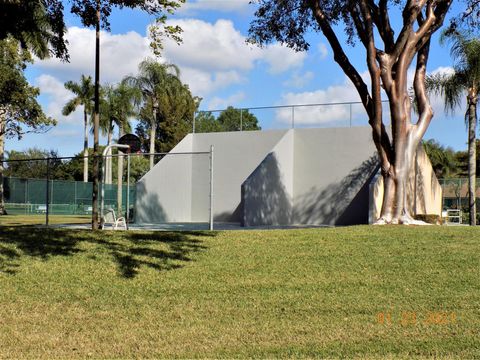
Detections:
[307, 0, 374, 119]
[413, 38, 433, 141]
[359, 0, 393, 166]
[350, 4, 369, 48]
[391, 0, 428, 62]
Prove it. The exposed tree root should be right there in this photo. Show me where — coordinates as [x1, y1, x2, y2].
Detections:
[374, 215, 431, 225]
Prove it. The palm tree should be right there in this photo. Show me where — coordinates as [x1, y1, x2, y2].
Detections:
[0, 0, 68, 61]
[126, 59, 180, 169]
[62, 75, 94, 183]
[99, 84, 116, 184]
[426, 30, 480, 225]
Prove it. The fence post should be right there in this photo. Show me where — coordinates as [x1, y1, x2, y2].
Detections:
[46, 158, 50, 227]
[25, 179, 28, 215]
[126, 152, 130, 230]
[193, 111, 196, 134]
[209, 145, 214, 231]
[240, 109, 243, 131]
[74, 181, 77, 215]
[349, 103, 352, 127]
[291, 106, 295, 129]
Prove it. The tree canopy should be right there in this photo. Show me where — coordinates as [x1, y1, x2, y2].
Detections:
[0, 0, 68, 60]
[0, 38, 55, 140]
[195, 108, 261, 133]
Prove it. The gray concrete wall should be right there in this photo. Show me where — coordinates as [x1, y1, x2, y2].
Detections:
[292, 127, 379, 226]
[242, 130, 294, 226]
[135, 126, 388, 226]
[191, 130, 288, 222]
[135, 134, 193, 223]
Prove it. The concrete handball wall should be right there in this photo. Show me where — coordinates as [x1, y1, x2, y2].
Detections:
[242, 130, 294, 226]
[369, 144, 443, 222]
[135, 130, 288, 223]
[191, 130, 288, 222]
[135, 126, 441, 226]
[135, 134, 193, 223]
[292, 127, 379, 226]
[241, 127, 379, 226]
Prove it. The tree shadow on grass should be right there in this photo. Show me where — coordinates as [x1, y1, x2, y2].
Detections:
[0, 227, 213, 278]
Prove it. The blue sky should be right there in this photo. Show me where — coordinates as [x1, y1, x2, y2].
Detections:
[7, 0, 471, 156]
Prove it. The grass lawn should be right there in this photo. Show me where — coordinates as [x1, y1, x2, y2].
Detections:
[0, 225, 479, 358]
[0, 214, 90, 226]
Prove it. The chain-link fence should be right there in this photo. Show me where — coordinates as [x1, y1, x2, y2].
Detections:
[439, 178, 480, 208]
[3, 177, 134, 216]
[193, 101, 391, 132]
[1, 149, 213, 229]
[439, 178, 480, 223]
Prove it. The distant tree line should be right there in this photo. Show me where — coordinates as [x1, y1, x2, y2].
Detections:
[423, 139, 480, 179]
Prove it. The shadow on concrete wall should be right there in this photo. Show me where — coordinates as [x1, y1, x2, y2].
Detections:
[241, 153, 292, 226]
[134, 181, 167, 223]
[294, 154, 379, 226]
[214, 202, 243, 223]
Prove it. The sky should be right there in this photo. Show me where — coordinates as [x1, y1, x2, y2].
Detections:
[6, 0, 472, 157]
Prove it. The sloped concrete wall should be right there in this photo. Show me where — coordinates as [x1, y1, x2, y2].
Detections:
[242, 130, 294, 226]
[135, 134, 193, 223]
[191, 130, 288, 222]
[292, 127, 379, 226]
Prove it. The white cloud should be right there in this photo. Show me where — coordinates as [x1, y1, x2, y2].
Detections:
[35, 26, 150, 83]
[178, 0, 251, 14]
[162, 19, 307, 94]
[261, 43, 306, 74]
[180, 67, 246, 96]
[163, 19, 256, 72]
[276, 73, 371, 126]
[35, 74, 82, 125]
[34, 20, 306, 99]
[431, 66, 455, 76]
[283, 71, 315, 88]
[317, 43, 328, 59]
[208, 91, 246, 110]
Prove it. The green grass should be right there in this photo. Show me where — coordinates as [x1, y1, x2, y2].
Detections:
[0, 226, 479, 358]
[0, 214, 90, 226]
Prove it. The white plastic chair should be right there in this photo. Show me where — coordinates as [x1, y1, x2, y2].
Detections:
[103, 208, 127, 230]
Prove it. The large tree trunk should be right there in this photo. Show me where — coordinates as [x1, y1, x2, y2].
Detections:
[467, 91, 477, 226]
[378, 98, 423, 224]
[375, 40, 433, 224]
[0, 117, 6, 215]
[83, 108, 89, 183]
[149, 105, 157, 170]
[117, 125, 124, 216]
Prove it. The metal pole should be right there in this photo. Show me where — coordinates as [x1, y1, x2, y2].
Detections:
[240, 109, 243, 131]
[101, 152, 106, 228]
[25, 179, 28, 215]
[74, 181, 77, 215]
[46, 158, 50, 227]
[291, 106, 295, 129]
[193, 111, 196, 133]
[209, 145, 214, 231]
[349, 103, 352, 127]
[126, 152, 130, 230]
